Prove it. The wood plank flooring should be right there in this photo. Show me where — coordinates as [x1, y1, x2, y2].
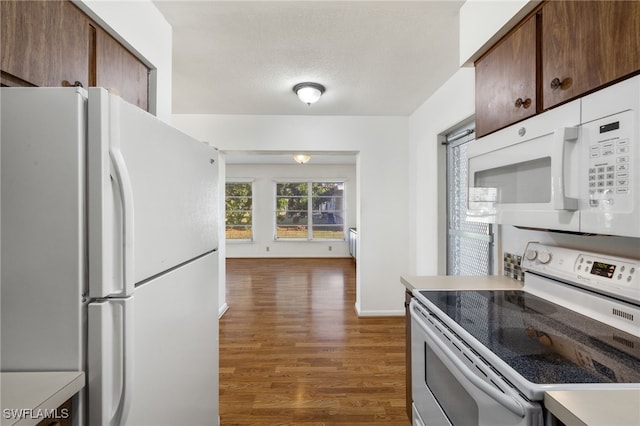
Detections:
[220, 258, 409, 425]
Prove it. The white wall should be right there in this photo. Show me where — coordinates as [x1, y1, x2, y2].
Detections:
[226, 163, 356, 258]
[171, 114, 409, 316]
[77, 0, 173, 121]
[459, 0, 539, 66]
[408, 68, 476, 276]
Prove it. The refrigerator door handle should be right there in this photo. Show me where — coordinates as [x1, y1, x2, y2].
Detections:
[113, 297, 134, 426]
[88, 297, 134, 426]
[110, 146, 135, 297]
[108, 92, 135, 297]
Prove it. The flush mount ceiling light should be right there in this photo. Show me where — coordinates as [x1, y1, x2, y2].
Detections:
[293, 82, 325, 106]
[293, 154, 311, 164]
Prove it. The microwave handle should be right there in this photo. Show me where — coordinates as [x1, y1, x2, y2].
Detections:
[552, 127, 578, 211]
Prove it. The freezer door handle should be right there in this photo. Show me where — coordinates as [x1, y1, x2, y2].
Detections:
[108, 93, 135, 297]
[88, 297, 135, 426]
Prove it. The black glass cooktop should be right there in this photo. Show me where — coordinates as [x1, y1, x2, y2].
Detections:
[417, 290, 640, 385]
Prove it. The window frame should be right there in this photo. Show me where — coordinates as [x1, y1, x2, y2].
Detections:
[273, 179, 347, 241]
[225, 179, 254, 242]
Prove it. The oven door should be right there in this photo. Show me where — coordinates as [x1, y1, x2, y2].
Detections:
[410, 300, 542, 426]
[466, 100, 581, 231]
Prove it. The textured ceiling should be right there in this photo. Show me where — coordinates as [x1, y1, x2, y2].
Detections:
[153, 1, 464, 116]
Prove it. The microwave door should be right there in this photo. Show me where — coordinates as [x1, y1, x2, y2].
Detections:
[467, 127, 580, 232]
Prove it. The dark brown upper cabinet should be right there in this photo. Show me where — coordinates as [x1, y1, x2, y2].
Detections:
[475, 13, 538, 138]
[1, 0, 149, 112]
[474, 1, 640, 138]
[95, 26, 149, 112]
[541, 0, 640, 110]
[1, 0, 90, 88]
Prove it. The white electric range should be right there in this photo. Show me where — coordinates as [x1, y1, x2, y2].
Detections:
[410, 242, 640, 426]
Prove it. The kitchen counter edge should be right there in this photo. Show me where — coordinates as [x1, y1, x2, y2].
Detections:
[1, 371, 85, 426]
[544, 389, 640, 426]
[401, 274, 523, 292]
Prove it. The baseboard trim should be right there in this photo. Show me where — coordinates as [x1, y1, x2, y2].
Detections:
[218, 302, 229, 319]
[354, 303, 404, 317]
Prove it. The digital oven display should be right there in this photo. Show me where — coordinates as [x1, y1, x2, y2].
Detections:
[599, 121, 620, 133]
[590, 262, 616, 278]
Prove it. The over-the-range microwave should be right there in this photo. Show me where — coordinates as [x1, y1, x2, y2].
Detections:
[467, 75, 639, 238]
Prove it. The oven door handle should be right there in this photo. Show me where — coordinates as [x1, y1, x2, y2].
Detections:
[411, 302, 526, 418]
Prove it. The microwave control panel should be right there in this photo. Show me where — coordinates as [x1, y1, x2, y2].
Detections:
[585, 110, 633, 210]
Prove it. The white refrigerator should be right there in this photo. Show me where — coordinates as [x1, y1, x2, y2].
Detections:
[1, 87, 219, 425]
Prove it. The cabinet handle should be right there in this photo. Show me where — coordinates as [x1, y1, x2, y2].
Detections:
[514, 97, 532, 109]
[550, 77, 562, 90]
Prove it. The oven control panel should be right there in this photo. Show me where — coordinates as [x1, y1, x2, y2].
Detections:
[521, 242, 639, 304]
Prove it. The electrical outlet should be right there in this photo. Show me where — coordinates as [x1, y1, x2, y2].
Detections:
[328, 246, 332, 251]
[266, 246, 270, 252]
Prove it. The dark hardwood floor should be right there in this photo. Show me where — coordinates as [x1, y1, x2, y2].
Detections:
[220, 258, 409, 425]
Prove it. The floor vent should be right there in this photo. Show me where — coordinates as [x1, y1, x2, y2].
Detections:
[612, 308, 634, 321]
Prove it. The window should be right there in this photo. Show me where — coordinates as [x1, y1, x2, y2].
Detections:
[275, 181, 345, 240]
[225, 182, 253, 240]
[445, 124, 494, 275]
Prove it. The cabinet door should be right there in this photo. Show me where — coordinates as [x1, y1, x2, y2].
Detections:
[475, 14, 537, 138]
[1, 0, 90, 88]
[95, 27, 149, 111]
[542, 1, 640, 110]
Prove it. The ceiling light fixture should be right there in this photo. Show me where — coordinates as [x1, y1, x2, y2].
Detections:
[293, 154, 311, 164]
[293, 82, 325, 106]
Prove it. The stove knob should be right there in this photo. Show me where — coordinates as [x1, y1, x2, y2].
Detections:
[538, 252, 552, 264]
[525, 249, 538, 261]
